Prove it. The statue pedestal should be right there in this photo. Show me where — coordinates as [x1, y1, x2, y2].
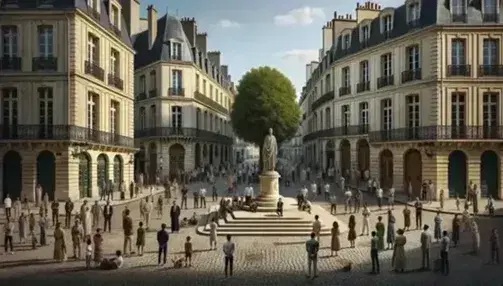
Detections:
[255, 171, 281, 212]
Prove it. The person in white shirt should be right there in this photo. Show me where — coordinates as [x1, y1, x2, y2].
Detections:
[420, 224, 433, 270]
[304, 200, 312, 214]
[440, 231, 450, 275]
[324, 183, 330, 200]
[329, 195, 337, 215]
[244, 184, 254, 205]
[312, 215, 321, 241]
[376, 187, 383, 210]
[361, 204, 371, 236]
[301, 186, 308, 199]
[100, 250, 124, 270]
[310, 182, 317, 199]
[199, 187, 207, 208]
[344, 189, 353, 213]
[339, 177, 346, 193]
[223, 234, 235, 277]
[3, 194, 12, 220]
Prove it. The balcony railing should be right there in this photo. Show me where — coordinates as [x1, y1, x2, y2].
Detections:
[135, 127, 233, 145]
[311, 90, 334, 111]
[149, 89, 157, 98]
[111, 24, 121, 36]
[84, 60, 105, 81]
[401, 68, 422, 83]
[356, 81, 370, 93]
[0, 56, 21, 71]
[137, 92, 146, 101]
[483, 13, 499, 23]
[479, 65, 503, 77]
[452, 13, 467, 23]
[194, 91, 228, 114]
[32, 57, 57, 71]
[368, 125, 503, 142]
[302, 124, 370, 143]
[361, 39, 369, 48]
[407, 19, 420, 28]
[339, 86, 351, 97]
[168, 87, 185, 96]
[107, 73, 123, 90]
[86, 7, 100, 21]
[377, 75, 394, 89]
[448, 65, 471, 76]
[0, 124, 134, 148]
[382, 30, 392, 39]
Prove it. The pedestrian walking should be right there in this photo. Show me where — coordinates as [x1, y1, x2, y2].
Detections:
[414, 198, 423, 229]
[223, 234, 235, 277]
[330, 221, 341, 257]
[376, 187, 383, 210]
[3, 194, 12, 220]
[122, 209, 133, 256]
[403, 205, 411, 231]
[375, 216, 385, 251]
[157, 223, 169, 266]
[490, 228, 500, 264]
[370, 231, 380, 274]
[305, 232, 319, 279]
[451, 214, 461, 247]
[3, 217, 14, 254]
[440, 231, 450, 275]
[420, 225, 432, 270]
[136, 222, 146, 256]
[361, 204, 370, 236]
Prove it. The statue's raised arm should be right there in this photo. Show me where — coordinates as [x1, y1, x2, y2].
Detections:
[262, 128, 278, 172]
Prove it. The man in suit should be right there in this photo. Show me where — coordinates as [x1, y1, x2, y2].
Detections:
[103, 200, 113, 233]
[421, 224, 433, 270]
[170, 201, 181, 232]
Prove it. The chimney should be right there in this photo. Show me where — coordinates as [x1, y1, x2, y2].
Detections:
[196, 33, 207, 54]
[121, 0, 140, 37]
[220, 65, 229, 77]
[180, 17, 197, 47]
[147, 5, 157, 49]
[207, 51, 221, 67]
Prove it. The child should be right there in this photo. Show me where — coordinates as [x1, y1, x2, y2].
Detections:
[136, 222, 145, 256]
[184, 236, 193, 267]
[85, 238, 93, 269]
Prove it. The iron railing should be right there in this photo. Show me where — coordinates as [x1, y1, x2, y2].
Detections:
[169, 87, 185, 96]
[339, 86, 351, 96]
[0, 56, 21, 71]
[311, 90, 334, 111]
[108, 73, 123, 90]
[369, 125, 503, 142]
[448, 65, 471, 76]
[356, 81, 370, 93]
[479, 65, 503, 77]
[0, 124, 134, 148]
[377, 75, 394, 89]
[452, 13, 467, 23]
[302, 125, 369, 143]
[135, 127, 233, 145]
[32, 57, 57, 71]
[483, 13, 499, 23]
[401, 68, 422, 83]
[85, 60, 105, 81]
[194, 91, 228, 114]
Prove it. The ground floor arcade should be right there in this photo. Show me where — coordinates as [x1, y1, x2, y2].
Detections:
[135, 139, 233, 182]
[0, 143, 135, 202]
[304, 138, 503, 199]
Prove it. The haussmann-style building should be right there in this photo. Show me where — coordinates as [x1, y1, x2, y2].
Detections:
[0, 0, 136, 201]
[301, 0, 503, 199]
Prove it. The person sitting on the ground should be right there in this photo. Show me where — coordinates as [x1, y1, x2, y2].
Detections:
[249, 200, 258, 212]
[188, 212, 198, 225]
[180, 217, 189, 228]
[100, 250, 124, 270]
[302, 200, 312, 214]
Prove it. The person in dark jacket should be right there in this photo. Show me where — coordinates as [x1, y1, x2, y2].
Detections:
[157, 223, 169, 265]
[170, 201, 181, 232]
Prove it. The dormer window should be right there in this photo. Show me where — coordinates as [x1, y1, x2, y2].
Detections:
[361, 25, 370, 46]
[110, 5, 119, 27]
[483, 0, 499, 22]
[383, 15, 392, 32]
[171, 41, 182, 60]
[451, 0, 467, 22]
[407, 2, 420, 26]
[343, 34, 351, 49]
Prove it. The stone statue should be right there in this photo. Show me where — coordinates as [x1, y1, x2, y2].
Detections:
[262, 128, 278, 172]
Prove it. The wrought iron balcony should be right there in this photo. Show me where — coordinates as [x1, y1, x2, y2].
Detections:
[407, 19, 420, 28]
[148, 89, 157, 98]
[168, 87, 185, 96]
[356, 81, 370, 93]
[311, 90, 334, 111]
[452, 13, 467, 23]
[86, 7, 100, 21]
[135, 127, 233, 145]
[483, 13, 499, 23]
[377, 75, 394, 89]
[302, 128, 335, 143]
[401, 68, 422, 83]
[108, 73, 123, 90]
[382, 30, 392, 40]
[361, 39, 369, 48]
[448, 65, 471, 76]
[84, 60, 105, 81]
[479, 65, 503, 76]
[368, 125, 503, 143]
[194, 91, 228, 114]
[0, 124, 134, 148]
[0, 56, 21, 71]
[137, 92, 146, 101]
[32, 57, 57, 71]
[111, 24, 121, 36]
[339, 86, 351, 97]
[302, 124, 369, 143]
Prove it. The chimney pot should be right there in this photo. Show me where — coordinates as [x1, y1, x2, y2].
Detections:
[334, 11, 337, 18]
[356, 2, 359, 8]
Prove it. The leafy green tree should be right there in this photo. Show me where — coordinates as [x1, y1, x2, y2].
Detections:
[231, 66, 301, 158]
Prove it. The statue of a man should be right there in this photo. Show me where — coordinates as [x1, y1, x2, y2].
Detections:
[262, 128, 278, 172]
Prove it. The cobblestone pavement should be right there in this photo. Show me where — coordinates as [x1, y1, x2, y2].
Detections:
[1, 182, 502, 285]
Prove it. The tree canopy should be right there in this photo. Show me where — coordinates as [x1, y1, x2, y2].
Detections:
[231, 66, 301, 146]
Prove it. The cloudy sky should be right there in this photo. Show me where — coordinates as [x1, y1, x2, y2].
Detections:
[141, 0, 402, 97]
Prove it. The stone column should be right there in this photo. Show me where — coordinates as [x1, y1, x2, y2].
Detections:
[255, 171, 281, 212]
[467, 153, 481, 200]
[21, 153, 37, 202]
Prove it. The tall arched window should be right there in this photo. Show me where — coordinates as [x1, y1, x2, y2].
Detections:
[139, 107, 146, 129]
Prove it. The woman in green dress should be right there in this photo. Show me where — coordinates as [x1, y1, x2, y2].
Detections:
[375, 216, 385, 250]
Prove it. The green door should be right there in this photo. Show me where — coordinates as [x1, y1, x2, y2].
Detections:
[2, 151, 22, 200]
[79, 154, 91, 198]
[448, 150, 467, 197]
[481, 151, 499, 198]
[37, 151, 56, 200]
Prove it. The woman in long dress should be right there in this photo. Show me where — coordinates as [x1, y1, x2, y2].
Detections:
[18, 213, 27, 243]
[53, 223, 66, 262]
[93, 228, 104, 265]
[387, 210, 396, 249]
[434, 212, 443, 242]
[392, 229, 407, 272]
[331, 221, 341, 256]
[83, 207, 92, 240]
[347, 215, 357, 248]
[375, 216, 385, 251]
[39, 216, 47, 246]
[471, 220, 480, 255]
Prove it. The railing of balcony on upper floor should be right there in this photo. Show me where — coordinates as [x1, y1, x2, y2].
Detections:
[479, 65, 503, 77]
[32, 56, 57, 71]
[137, 91, 147, 101]
[134, 127, 233, 145]
[84, 60, 105, 81]
[302, 124, 369, 142]
[451, 13, 467, 23]
[407, 19, 420, 29]
[168, 87, 185, 96]
[339, 86, 351, 97]
[377, 75, 394, 89]
[85, 6, 100, 21]
[368, 125, 503, 142]
[356, 81, 370, 93]
[0, 56, 22, 71]
[483, 13, 499, 23]
[310, 90, 334, 111]
[401, 68, 422, 83]
[108, 73, 123, 90]
[447, 65, 471, 77]
[149, 88, 157, 98]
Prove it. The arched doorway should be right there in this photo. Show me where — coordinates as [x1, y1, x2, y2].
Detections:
[203, 144, 208, 164]
[481, 150, 499, 198]
[135, 146, 146, 175]
[113, 155, 123, 183]
[148, 142, 157, 184]
[379, 149, 393, 189]
[356, 139, 370, 176]
[339, 140, 351, 179]
[169, 144, 185, 180]
[97, 154, 109, 188]
[37, 150, 56, 200]
[220, 146, 224, 164]
[448, 150, 467, 197]
[325, 140, 335, 171]
[403, 149, 422, 198]
[78, 152, 92, 198]
[195, 143, 201, 167]
[2, 151, 22, 200]
[209, 144, 214, 165]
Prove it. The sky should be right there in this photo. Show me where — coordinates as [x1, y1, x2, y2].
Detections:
[140, 0, 402, 98]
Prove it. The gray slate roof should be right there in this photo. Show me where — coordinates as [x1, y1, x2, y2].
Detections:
[0, 0, 133, 48]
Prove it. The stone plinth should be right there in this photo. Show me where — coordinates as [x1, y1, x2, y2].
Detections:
[255, 171, 281, 212]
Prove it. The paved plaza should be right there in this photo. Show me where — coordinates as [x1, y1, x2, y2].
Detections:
[1, 181, 502, 285]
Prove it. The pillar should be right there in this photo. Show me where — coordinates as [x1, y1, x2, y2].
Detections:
[434, 151, 449, 200]
[21, 152, 37, 202]
[467, 152, 481, 200]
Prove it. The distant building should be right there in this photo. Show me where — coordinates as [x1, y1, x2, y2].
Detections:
[279, 130, 303, 165]
[233, 138, 259, 165]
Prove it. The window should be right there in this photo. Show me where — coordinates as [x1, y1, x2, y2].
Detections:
[483, 92, 499, 137]
[362, 25, 370, 41]
[360, 61, 369, 82]
[196, 74, 200, 92]
[171, 42, 182, 60]
[149, 70, 156, 91]
[139, 75, 146, 93]
[2, 88, 18, 129]
[325, 74, 331, 91]
[111, 5, 119, 27]
[342, 67, 350, 87]
[38, 87, 53, 130]
[320, 79, 324, 94]
[110, 49, 119, 76]
[202, 79, 207, 94]
[381, 98, 392, 131]
[343, 34, 351, 49]
[1, 26, 18, 57]
[406, 95, 420, 138]
[87, 0, 97, 9]
[342, 105, 350, 127]
[139, 107, 146, 129]
[408, 2, 420, 22]
[149, 105, 156, 127]
[381, 53, 392, 76]
[87, 92, 98, 130]
[110, 100, 119, 134]
[451, 93, 466, 137]
[451, 39, 466, 65]
[483, 0, 498, 21]
[407, 45, 420, 70]
[359, 102, 369, 132]
[172, 106, 182, 128]
[325, 107, 331, 129]
[451, 0, 467, 15]
[210, 85, 214, 100]
[172, 70, 182, 90]
[483, 39, 499, 65]
[37, 25, 53, 57]
[383, 15, 392, 33]
[87, 33, 99, 64]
